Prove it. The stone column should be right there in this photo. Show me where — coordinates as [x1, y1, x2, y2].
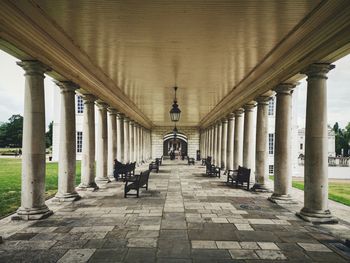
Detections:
[252, 96, 271, 192]
[134, 123, 138, 163]
[140, 127, 144, 162]
[221, 118, 228, 169]
[116, 113, 124, 162]
[207, 128, 211, 158]
[95, 101, 110, 184]
[243, 102, 256, 170]
[269, 83, 296, 203]
[213, 124, 218, 164]
[123, 117, 130, 162]
[15, 60, 53, 220]
[297, 63, 337, 223]
[135, 124, 139, 164]
[211, 126, 215, 158]
[78, 94, 98, 190]
[107, 108, 117, 179]
[233, 108, 244, 169]
[226, 113, 235, 170]
[129, 121, 134, 162]
[217, 123, 222, 167]
[54, 81, 81, 202]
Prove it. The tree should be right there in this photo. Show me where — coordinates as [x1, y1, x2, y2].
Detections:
[0, 114, 23, 148]
[45, 121, 53, 148]
[333, 122, 350, 157]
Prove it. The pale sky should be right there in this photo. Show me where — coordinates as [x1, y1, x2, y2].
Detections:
[0, 49, 349, 129]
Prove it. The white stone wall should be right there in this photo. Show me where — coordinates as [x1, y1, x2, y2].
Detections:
[151, 126, 200, 159]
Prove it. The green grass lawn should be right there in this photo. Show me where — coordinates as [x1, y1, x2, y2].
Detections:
[269, 176, 350, 206]
[0, 158, 81, 218]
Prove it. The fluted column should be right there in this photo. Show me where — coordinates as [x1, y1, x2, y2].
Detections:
[95, 101, 110, 184]
[123, 117, 130, 163]
[107, 108, 117, 179]
[297, 63, 337, 223]
[54, 81, 81, 202]
[116, 113, 124, 162]
[269, 83, 296, 203]
[226, 113, 235, 171]
[252, 96, 271, 192]
[233, 108, 244, 169]
[135, 124, 140, 164]
[78, 94, 98, 190]
[140, 127, 144, 162]
[217, 122, 222, 167]
[221, 118, 228, 169]
[134, 123, 138, 163]
[16, 60, 53, 220]
[243, 102, 256, 171]
[213, 124, 218, 165]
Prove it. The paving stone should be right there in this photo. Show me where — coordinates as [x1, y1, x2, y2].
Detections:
[0, 249, 67, 263]
[215, 241, 240, 249]
[191, 240, 217, 249]
[57, 248, 95, 263]
[159, 230, 188, 240]
[257, 242, 280, 250]
[7, 233, 37, 240]
[297, 242, 332, 252]
[189, 223, 237, 241]
[157, 239, 191, 258]
[80, 232, 108, 240]
[191, 249, 232, 259]
[157, 258, 191, 263]
[88, 248, 127, 262]
[229, 249, 259, 259]
[234, 224, 254, 231]
[239, 242, 260, 250]
[83, 239, 106, 249]
[127, 238, 157, 248]
[305, 251, 348, 262]
[124, 248, 156, 263]
[236, 231, 280, 242]
[52, 239, 88, 249]
[255, 250, 287, 260]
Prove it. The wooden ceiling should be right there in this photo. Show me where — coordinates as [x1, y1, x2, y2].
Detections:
[1, 1, 350, 128]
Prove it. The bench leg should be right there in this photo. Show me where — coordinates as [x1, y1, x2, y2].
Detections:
[137, 189, 139, 198]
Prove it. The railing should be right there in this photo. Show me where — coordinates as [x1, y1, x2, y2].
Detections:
[298, 156, 350, 167]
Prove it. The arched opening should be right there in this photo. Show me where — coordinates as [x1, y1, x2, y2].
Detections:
[163, 132, 188, 158]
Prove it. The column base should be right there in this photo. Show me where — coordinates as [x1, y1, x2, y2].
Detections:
[251, 183, 271, 193]
[77, 182, 99, 191]
[53, 192, 81, 202]
[268, 193, 298, 204]
[12, 205, 53, 221]
[95, 177, 111, 184]
[296, 208, 338, 224]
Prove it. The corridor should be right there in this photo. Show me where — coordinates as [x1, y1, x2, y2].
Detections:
[0, 161, 349, 262]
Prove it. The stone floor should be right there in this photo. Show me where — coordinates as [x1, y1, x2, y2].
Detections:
[0, 160, 350, 262]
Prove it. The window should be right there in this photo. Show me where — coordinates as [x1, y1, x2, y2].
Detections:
[269, 165, 274, 175]
[268, 97, 274, 116]
[300, 143, 303, 150]
[77, 131, 83, 153]
[268, 133, 274, 155]
[77, 95, 84, 114]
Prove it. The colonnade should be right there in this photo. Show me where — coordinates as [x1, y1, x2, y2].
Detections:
[200, 63, 337, 223]
[15, 59, 152, 220]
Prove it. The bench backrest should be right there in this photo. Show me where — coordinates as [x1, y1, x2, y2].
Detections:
[138, 169, 150, 186]
[237, 166, 251, 182]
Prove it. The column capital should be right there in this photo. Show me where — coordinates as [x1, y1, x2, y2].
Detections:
[124, 116, 130, 122]
[130, 120, 135, 126]
[256, 95, 272, 105]
[227, 112, 235, 120]
[116, 112, 125, 119]
[302, 63, 335, 79]
[243, 102, 257, 112]
[274, 83, 298, 95]
[221, 117, 228, 124]
[107, 107, 118, 115]
[55, 81, 79, 93]
[95, 100, 109, 109]
[234, 108, 244, 117]
[17, 60, 51, 76]
[81, 94, 96, 103]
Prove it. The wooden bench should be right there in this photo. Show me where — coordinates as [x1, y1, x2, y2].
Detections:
[187, 157, 195, 165]
[205, 158, 221, 178]
[155, 157, 163, 166]
[113, 160, 136, 181]
[227, 166, 251, 190]
[149, 159, 160, 173]
[124, 169, 151, 198]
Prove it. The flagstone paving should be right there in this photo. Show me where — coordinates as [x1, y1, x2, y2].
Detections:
[0, 160, 350, 262]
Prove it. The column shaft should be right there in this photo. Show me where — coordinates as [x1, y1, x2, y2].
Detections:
[116, 113, 124, 162]
[226, 113, 235, 170]
[16, 60, 53, 220]
[221, 119, 228, 169]
[297, 63, 337, 223]
[107, 109, 117, 179]
[243, 103, 256, 170]
[55, 81, 80, 201]
[79, 94, 98, 190]
[124, 118, 130, 162]
[252, 96, 271, 192]
[233, 109, 244, 169]
[269, 83, 296, 203]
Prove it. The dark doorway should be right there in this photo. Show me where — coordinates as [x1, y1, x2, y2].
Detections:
[163, 132, 188, 158]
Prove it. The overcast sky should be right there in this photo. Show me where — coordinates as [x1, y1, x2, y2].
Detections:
[0, 49, 349, 129]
